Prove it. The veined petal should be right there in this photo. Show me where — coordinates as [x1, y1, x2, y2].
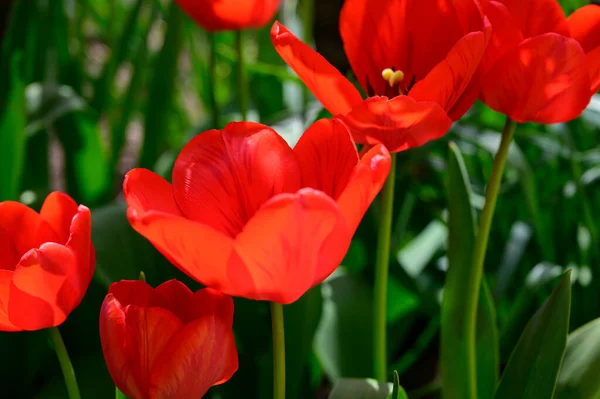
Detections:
[567, 4, 600, 53]
[271, 21, 363, 115]
[229, 188, 352, 304]
[149, 314, 238, 398]
[409, 30, 488, 118]
[481, 1, 524, 74]
[8, 243, 75, 330]
[126, 208, 235, 296]
[172, 123, 301, 237]
[124, 169, 183, 218]
[100, 295, 183, 399]
[39, 192, 79, 245]
[337, 96, 453, 153]
[495, 0, 569, 38]
[481, 33, 591, 123]
[294, 118, 358, 200]
[0, 270, 18, 331]
[587, 46, 600, 93]
[335, 143, 391, 239]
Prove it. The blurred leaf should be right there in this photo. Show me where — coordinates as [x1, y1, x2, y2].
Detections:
[284, 286, 323, 399]
[25, 82, 86, 135]
[329, 379, 392, 399]
[442, 142, 498, 399]
[54, 110, 109, 205]
[0, 53, 26, 201]
[116, 388, 128, 399]
[387, 277, 420, 322]
[556, 317, 600, 399]
[315, 270, 373, 380]
[397, 219, 447, 277]
[91, 202, 164, 287]
[493, 221, 533, 300]
[392, 370, 408, 399]
[139, 3, 184, 169]
[494, 272, 572, 399]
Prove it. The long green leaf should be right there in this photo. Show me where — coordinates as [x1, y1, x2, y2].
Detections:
[442, 142, 499, 399]
[0, 53, 26, 201]
[555, 317, 600, 399]
[139, 3, 184, 169]
[284, 286, 323, 399]
[494, 271, 572, 399]
[328, 379, 392, 399]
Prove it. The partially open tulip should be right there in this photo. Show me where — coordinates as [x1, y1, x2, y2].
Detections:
[123, 119, 390, 304]
[100, 280, 238, 399]
[0, 192, 94, 331]
[480, 0, 600, 123]
[175, 0, 280, 32]
[271, 0, 491, 153]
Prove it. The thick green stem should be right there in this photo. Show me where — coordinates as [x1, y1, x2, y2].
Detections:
[235, 30, 248, 120]
[465, 117, 516, 391]
[271, 302, 285, 399]
[49, 326, 81, 399]
[209, 33, 220, 128]
[373, 153, 397, 381]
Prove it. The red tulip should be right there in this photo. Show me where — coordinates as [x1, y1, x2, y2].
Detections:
[175, 0, 280, 32]
[270, 0, 491, 153]
[480, 0, 600, 123]
[100, 280, 238, 399]
[123, 119, 390, 304]
[0, 192, 94, 331]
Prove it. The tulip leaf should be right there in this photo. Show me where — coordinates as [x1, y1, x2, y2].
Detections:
[116, 387, 128, 399]
[494, 271, 572, 399]
[392, 370, 408, 399]
[284, 286, 323, 399]
[555, 317, 600, 398]
[328, 378, 392, 399]
[314, 270, 373, 380]
[442, 142, 499, 399]
[0, 53, 26, 201]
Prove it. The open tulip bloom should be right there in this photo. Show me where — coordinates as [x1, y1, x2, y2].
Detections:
[100, 279, 238, 399]
[480, 0, 600, 123]
[124, 119, 390, 304]
[271, 0, 491, 153]
[0, 192, 94, 331]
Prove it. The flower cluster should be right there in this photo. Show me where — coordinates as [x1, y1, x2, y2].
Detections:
[0, 0, 597, 398]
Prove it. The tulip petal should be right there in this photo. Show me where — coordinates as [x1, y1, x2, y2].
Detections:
[39, 192, 79, 245]
[150, 315, 238, 398]
[172, 123, 301, 237]
[270, 21, 363, 115]
[337, 96, 453, 153]
[409, 30, 488, 119]
[8, 243, 75, 329]
[100, 295, 183, 399]
[567, 5, 600, 53]
[481, 33, 591, 123]
[336, 144, 391, 237]
[587, 46, 600, 93]
[126, 208, 236, 294]
[293, 118, 358, 200]
[480, 1, 524, 74]
[124, 168, 183, 217]
[175, 0, 280, 32]
[496, 0, 569, 38]
[109, 280, 160, 308]
[0, 201, 57, 261]
[0, 270, 18, 331]
[228, 188, 351, 304]
[154, 279, 195, 323]
[63, 205, 94, 307]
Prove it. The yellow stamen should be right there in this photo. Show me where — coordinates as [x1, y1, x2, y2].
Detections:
[381, 68, 405, 89]
[381, 68, 394, 82]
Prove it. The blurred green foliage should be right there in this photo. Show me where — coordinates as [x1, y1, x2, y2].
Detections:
[0, 0, 599, 398]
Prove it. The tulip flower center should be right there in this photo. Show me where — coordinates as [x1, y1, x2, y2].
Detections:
[380, 68, 415, 96]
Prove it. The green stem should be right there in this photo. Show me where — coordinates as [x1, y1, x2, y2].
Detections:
[235, 30, 248, 120]
[49, 326, 81, 399]
[209, 33, 220, 128]
[271, 302, 285, 399]
[373, 152, 397, 381]
[466, 117, 516, 390]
